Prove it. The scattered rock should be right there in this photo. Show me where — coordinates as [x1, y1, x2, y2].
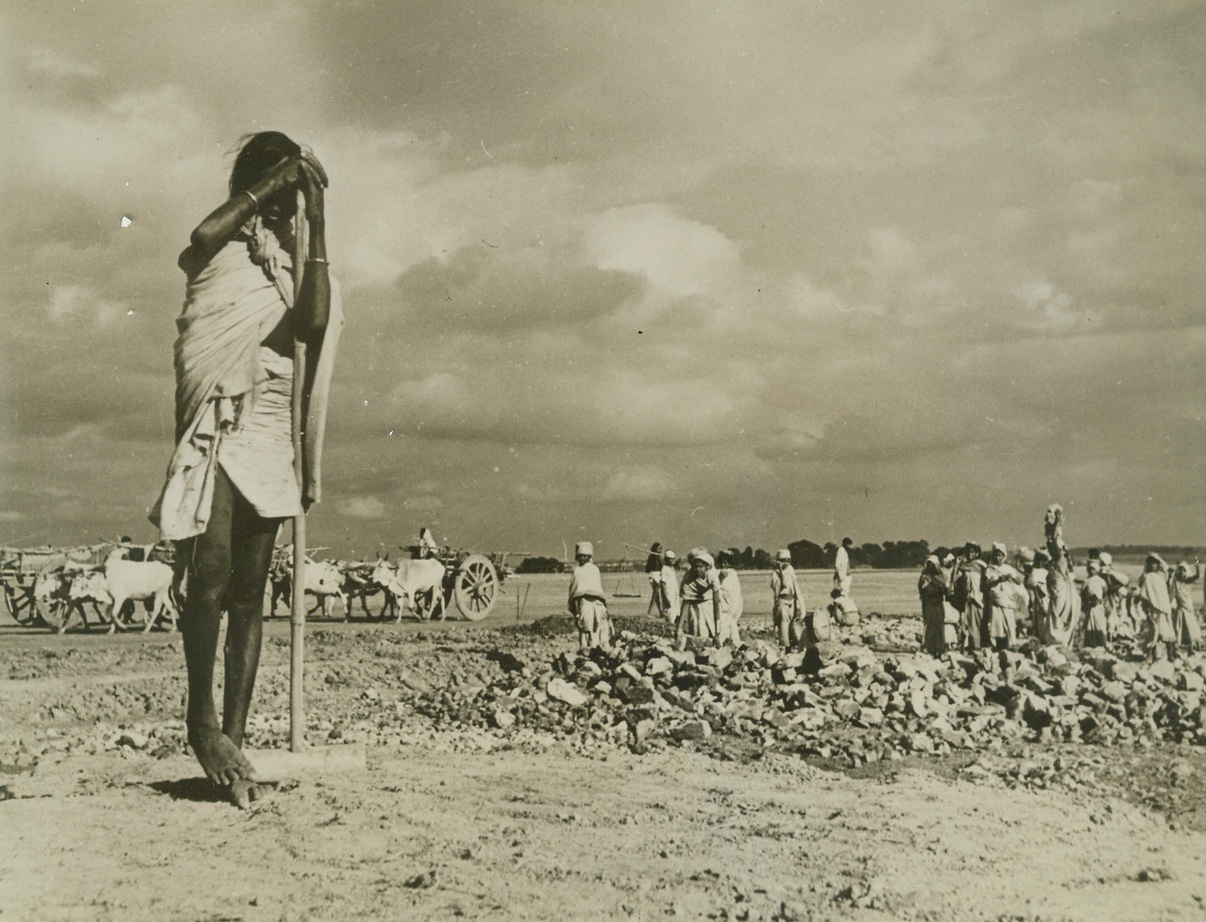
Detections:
[670, 720, 712, 742]
[546, 678, 587, 707]
[404, 869, 438, 889]
[386, 618, 1206, 768]
[1136, 866, 1176, 883]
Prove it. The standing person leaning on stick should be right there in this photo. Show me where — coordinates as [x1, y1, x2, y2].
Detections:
[151, 132, 343, 808]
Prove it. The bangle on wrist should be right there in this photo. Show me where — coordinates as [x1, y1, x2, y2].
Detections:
[306, 256, 328, 265]
[240, 189, 258, 211]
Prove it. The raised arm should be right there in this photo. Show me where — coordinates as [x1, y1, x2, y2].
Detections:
[179, 156, 303, 272]
[292, 160, 329, 344]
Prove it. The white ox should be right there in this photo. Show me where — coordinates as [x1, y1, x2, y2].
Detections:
[271, 558, 347, 619]
[33, 564, 108, 632]
[370, 558, 446, 623]
[69, 556, 177, 633]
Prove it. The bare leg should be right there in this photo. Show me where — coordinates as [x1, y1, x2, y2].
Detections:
[222, 504, 278, 809]
[222, 518, 276, 748]
[180, 470, 257, 795]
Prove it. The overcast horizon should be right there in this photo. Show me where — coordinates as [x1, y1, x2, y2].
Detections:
[2, 2, 1204, 561]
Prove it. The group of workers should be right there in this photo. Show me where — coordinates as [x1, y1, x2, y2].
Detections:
[918, 510, 1202, 664]
[569, 528, 1202, 667]
[567, 539, 860, 654]
[568, 541, 745, 651]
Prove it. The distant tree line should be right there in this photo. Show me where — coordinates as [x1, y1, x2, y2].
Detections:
[786, 539, 931, 570]
[516, 539, 936, 574]
[713, 541, 933, 570]
[516, 556, 566, 574]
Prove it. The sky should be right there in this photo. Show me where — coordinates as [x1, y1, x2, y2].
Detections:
[2, 1, 1204, 562]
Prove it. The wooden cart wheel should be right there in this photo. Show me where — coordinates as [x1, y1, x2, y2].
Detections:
[9, 577, 40, 626]
[453, 554, 498, 621]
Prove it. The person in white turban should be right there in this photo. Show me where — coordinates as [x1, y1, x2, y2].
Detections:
[677, 549, 722, 650]
[982, 542, 1023, 651]
[770, 549, 803, 648]
[568, 541, 610, 650]
[1137, 553, 1175, 662]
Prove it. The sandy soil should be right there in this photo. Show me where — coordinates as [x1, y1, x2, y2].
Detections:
[2, 575, 1204, 921]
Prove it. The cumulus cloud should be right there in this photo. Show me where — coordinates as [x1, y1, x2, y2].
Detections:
[47, 285, 128, 327]
[396, 244, 643, 332]
[1012, 279, 1100, 331]
[22, 48, 100, 80]
[385, 365, 744, 449]
[341, 496, 387, 520]
[584, 204, 742, 300]
[599, 465, 674, 503]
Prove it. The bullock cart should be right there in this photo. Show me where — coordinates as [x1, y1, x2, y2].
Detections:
[1, 545, 108, 628]
[382, 543, 501, 621]
[441, 550, 500, 620]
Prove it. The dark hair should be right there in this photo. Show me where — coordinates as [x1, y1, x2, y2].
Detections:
[842, 537, 853, 547]
[830, 588, 842, 598]
[964, 543, 981, 557]
[229, 131, 301, 196]
[645, 542, 663, 573]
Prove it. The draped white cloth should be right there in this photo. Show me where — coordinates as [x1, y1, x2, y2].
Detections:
[151, 223, 342, 540]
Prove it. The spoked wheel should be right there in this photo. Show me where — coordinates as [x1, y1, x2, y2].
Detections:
[453, 554, 499, 621]
[5, 578, 39, 625]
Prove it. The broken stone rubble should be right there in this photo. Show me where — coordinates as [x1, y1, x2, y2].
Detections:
[407, 627, 1206, 770]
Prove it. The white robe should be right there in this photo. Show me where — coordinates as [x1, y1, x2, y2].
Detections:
[151, 228, 343, 539]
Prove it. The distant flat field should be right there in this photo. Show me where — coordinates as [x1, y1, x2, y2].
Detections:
[489, 569, 925, 628]
[500, 563, 1149, 629]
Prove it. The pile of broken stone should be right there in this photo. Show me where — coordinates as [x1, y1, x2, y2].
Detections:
[411, 623, 1206, 770]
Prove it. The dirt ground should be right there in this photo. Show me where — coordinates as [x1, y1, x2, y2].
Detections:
[2, 573, 1205, 921]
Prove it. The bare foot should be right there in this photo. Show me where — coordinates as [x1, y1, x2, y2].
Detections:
[227, 778, 266, 810]
[188, 726, 258, 787]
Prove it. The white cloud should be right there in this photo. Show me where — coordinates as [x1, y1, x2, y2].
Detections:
[22, 48, 99, 79]
[46, 285, 127, 327]
[863, 227, 919, 275]
[584, 204, 741, 299]
[10, 85, 203, 199]
[785, 273, 860, 318]
[341, 496, 386, 520]
[1012, 279, 1099, 331]
[599, 465, 674, 502]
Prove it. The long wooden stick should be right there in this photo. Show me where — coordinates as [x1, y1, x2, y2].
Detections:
[290, 202, 308, 753]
